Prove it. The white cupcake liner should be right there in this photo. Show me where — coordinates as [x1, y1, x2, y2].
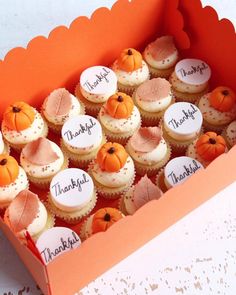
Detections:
[117, 74, 150, 96]
[148, 64, 175, 79]
[172, 87, 209, 104]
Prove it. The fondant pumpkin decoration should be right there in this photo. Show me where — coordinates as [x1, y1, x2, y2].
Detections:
[0, 154, 19, 186]
[117, 48, 142, 72]
[92, 207, 123, 234]
[106, 92, 134, 119]
[209, 86, 236, 112]
[3, 101, 35, 131]
[97, 142, 128, 172]
[196, 132, 226, 162]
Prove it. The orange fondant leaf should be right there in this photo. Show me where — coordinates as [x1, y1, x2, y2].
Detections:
[130, 127, 162, 153]
[8, 190, 39, 233]
[133, 175, 163, 210]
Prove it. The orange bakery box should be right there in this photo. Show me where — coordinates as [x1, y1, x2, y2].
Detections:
[0, 0, 236, 294]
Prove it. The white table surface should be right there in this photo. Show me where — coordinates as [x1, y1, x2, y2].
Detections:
[0, 1, 236, 294]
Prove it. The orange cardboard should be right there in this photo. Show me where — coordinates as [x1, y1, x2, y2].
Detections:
[0, 0, 236, 294]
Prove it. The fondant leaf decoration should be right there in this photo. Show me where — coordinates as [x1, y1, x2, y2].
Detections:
[133, 175, 163, 210]
[130, 127, 163, 153]
[8, 190, 39, 233]
[22, 137, 59, 165]
[148, 36, 177, 61]
[136, 78, 171, 102]
[44, 88, 72, 117]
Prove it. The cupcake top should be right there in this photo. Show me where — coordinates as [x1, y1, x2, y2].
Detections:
[226, 120, 236, 146]
[112, 48, 149, 86]
[80, 66, 117, 103]
[134, 78, 173, 112]
[164, 156, 204, 189]
[61, 115, 103, 154]
[20, 137, 64, 178]
[126, 127, 168, 165]
[163, 102, 203, 141]
[98, 92, 141, 134]
[123, 175, 163, 215]
[36, 227, 81, 264]
[143, 35, 178, 69]
[170, 58, 211, 93]
[50, 168, 94, 213]
[5, 190, 47, 238]
[0, 132, 5, 154]
[42, 88, 83, 125]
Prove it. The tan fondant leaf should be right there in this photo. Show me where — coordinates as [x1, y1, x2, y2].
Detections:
[149, 35, 177, 61]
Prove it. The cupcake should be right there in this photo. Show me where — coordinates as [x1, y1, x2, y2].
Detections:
[111, 48, 150, 95]
[36, 227, 81, 264]
[0, 131, 10, 154]
[186, 132, 227, 167]
[169, 58, 211, 103]
[41, 88, 85, 134]
[162, 102, 203, 153]
[126, 127, 171, 176]
[20, 137, 68, 188]
[133, 78, 175, 126]
[80, 207, 123, 240]
[156, 156, 204, 192]
[119, 175, 163, 215]
[75, 66, 117, 116]
[88, 142, 135, 199]
[4, 190, 55, 242]
[1, 101, 48, 151]
[0, 154, 28, 210]
[47, 168, 97, 223]
[222, 120, 236, 148]
[198, 86, 236, 132]
[61, 115, 106, 168]
[98, 92, 141, 144]
[143, 35, 179, 78]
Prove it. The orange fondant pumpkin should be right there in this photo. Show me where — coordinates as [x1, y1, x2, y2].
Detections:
[106, 92, 134, 119]
[0, 154, 19, 186]
[117, 48, 142, 72]
[3, 101, 35, 131]
[92, 207, 123, 234]
[97, 142, 128, 172]
[196, 132, 226, 162]
[209, 86, 236, 112]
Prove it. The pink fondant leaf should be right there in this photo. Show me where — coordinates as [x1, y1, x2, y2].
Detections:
[149, 35, 177, 61]
[8, 190, 39, 233]
[22, 137, 59, 165]
[44, 88, 72, 117]
[130, 127, 163, 153]
[136, 78, 171, 102]
[133, 175, 163, 210]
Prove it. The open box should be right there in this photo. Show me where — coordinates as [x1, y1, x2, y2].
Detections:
[0, 0, 236, 294]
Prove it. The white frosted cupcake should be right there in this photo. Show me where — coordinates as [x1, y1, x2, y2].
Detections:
[133, 78, 175, 126]
[1, 101, 48, 151]
[0, 131, 10, 154]
[98, 92, 141, 145]
[41, 88, 85, 133]
[126, 127, 171, 176]
[4, 190, 55, 242]
[61, 115, 106, 168]
[169, 59, 211, 103]
[120, 175, 163, 215]
[111, 48, 150, 95]
[156, 156, 204, 192]
[0, 155, 28, 210]
[143, 35, 179, 78]
[20, 137, 68, 188]
[198, 87, 236, 132]
[88, 142, 135, 199]
[75, 66, 117, 116]
[47, 168, 97, 224]
[222, 120, 236, 147]
[162, 102, 203, 153]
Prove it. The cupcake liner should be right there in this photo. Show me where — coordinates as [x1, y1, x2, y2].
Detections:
[117, 74, 150, 96]
[88, 163, 136, 199]
[221, 127, 234, 149]
[201, 119, 229, 133]
[148, 64, 175, 79]
[60, 133, 107, 169]
[133, 92, 175, 127]
[33, 211, 56, 241]
[118, 194, 130, 216]
[80, 215, 93, 241]
[172, 87, 209, 104]
[155, 168, 169, 193]
[75, 83, 105, 117]
[46, 190, 98, 224]
[27, 155, 69, 189]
